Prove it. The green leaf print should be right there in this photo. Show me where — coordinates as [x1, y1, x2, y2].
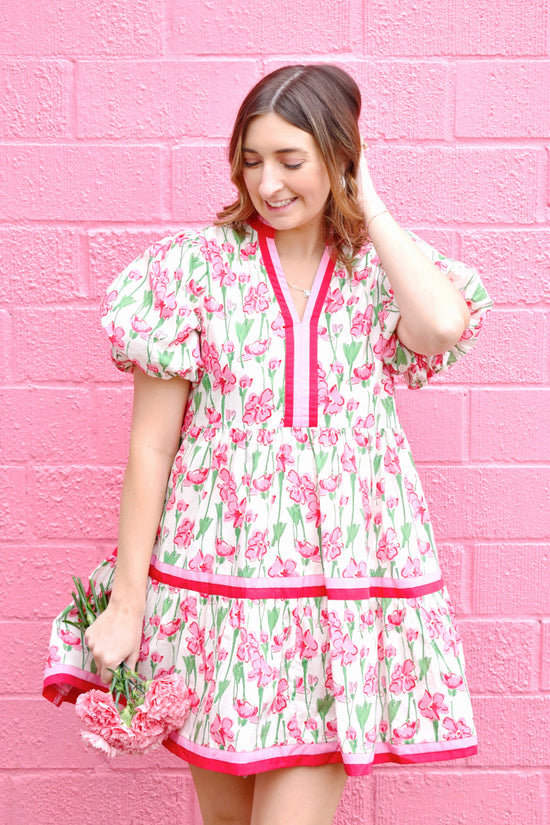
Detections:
[233, 661, 245, 686]
[316, 695, 335, 720]
[471, 283, 487, 303]
[216, 605, 229, 635]
[116, 294, 137, 311]
[236, 319, 254, 345]
[418, 656, 432, 680]
[346, 524, 361, 545]
[260, 722, 271, 748]
[214, 679, 230, 702]
[196, 516, 213, 539]
[373, 454, 382, 475]
[161, 596, 173, 617]
[400, 522, 412, 545]
[267, 606, 280, 634]
[394, 346, 408, 367]
[287, 504, 302, 525]
[356, 701, 372, 731]
[163, 549, 180, 566]
[183, 655, 197, 675]
[159, 349, 174, 371]
[388, 698, 402, 724]
[272, 522, 287, 542]
[314, 452, 329, 473]
[343, 341, 363, 366]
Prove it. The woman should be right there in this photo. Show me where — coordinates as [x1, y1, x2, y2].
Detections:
[44, 65, 492, 825]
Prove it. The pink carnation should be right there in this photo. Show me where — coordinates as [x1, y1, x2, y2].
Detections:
[142, 675, 192, 729]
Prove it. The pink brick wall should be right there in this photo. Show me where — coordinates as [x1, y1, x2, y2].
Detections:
[1, 1, 548, 823]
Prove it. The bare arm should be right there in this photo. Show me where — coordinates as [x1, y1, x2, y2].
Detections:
[85, 369, 191, 684]
[357, 151, 470, 356]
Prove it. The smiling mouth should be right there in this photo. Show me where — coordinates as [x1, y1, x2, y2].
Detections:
[265, 197, 297, 209]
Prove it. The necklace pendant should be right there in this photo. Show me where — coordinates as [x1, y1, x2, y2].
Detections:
[304, 289, 311, 297]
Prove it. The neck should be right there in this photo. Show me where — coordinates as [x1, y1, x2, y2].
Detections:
[274, 220, 326, 261]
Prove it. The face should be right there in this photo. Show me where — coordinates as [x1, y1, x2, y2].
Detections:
[241, 112, 332, 238]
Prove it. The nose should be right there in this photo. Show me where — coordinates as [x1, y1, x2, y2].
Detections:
[258, 162, 284, 200]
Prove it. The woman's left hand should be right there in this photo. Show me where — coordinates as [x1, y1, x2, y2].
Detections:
[355, 142, 386, 224]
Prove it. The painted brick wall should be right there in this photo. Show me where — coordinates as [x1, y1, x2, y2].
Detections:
[1, 1, 548, 823]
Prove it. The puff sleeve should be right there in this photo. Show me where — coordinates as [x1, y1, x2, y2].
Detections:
[100, 231, 206, 382]
[378, 232, 493, 389]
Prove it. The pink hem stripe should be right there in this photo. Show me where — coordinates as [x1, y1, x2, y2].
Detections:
[43, 667, 108, 706]
[149, 560, 444, 600]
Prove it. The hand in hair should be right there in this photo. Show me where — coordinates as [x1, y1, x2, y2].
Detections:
[355, 141, 387, 226]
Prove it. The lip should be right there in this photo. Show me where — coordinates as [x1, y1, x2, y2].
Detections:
[264, 197, 297, 212]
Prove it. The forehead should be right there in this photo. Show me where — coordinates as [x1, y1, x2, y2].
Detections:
[243, 112, 316, 153]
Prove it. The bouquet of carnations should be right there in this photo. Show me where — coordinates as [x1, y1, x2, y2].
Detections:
[66, 577, 191, 757]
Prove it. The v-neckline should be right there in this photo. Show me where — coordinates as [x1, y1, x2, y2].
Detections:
[250, 217, 335, 326]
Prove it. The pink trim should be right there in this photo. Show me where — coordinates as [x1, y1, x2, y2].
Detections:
[164, 731, 477, 776]
[149, 557, 444, 600]
[43, 666, 108, 706]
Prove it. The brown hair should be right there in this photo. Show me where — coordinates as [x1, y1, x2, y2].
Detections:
[215, 64, 368, 269]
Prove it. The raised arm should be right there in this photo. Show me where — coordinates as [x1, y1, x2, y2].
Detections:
[357, 150, 470, 356]
[85, 369, 190, 684]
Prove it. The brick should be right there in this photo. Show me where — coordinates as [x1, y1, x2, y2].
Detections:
[13, 308, 119, 383]
[460, 620, 538, 693]
[473, 544, 550, 615]
[0, 309, 14, 382]
[0, 620, 53, 694]
[365, 0, 547, 56]
[437, 310, 545, 386]
[0, 59, 72, 137]
[88, 227, 182, 299]
[0, 0, 163, 56]
[0, 227, 83, 306]
[374, 771, 543, 825]
[541, 621, 550, 691]
[0, 545, 108, 620]
[335, 776, 374, 825]
[0, 388, 95, 463]
[471, 695, 550, 767]
[420, 466, 550, 540]
[11, 769, 196, 824]
[471, 389, 550, 462]
[455, 61, 550, 138]
[0, 145, 164, 221]
[170, 0, 351, 54]
[77, 59, 259, 139]
[93, 387, 133, 465]
[172, 144, 236, 223]
[438, 543, 471, 616]
[460, 231, 550, 306]
[395, 387, 466, 462]
[0, 467, 26, 542]
[369, 146, 540, 225]
[29, 466, 122, 541]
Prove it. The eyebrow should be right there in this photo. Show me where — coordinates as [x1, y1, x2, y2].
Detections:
[242, 146, 307, 155]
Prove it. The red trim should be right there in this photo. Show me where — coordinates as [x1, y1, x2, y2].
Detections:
[148, 564, 444, 600]
[164, 737, 477, 777]
[309, 256, 336, 423]
[43, 672, 109, 706]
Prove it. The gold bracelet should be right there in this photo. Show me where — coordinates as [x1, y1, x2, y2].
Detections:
[366, 208, 390, 232]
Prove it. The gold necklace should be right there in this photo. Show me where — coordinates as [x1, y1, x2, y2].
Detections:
[286, 279, 312, 298]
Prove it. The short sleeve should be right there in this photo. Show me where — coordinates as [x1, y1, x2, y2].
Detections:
[100, 231, 206, 381]
[380, 232, 493, 389]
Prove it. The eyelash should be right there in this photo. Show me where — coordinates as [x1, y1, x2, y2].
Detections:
[243, 161, 303, 170]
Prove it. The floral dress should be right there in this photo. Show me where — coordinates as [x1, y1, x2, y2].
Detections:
[44, 217, 492, 776]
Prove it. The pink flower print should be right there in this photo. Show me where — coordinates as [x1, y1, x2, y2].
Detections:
[351, 305, 374, 337]
[47, 645, 61, 667]
[324, 287, 345, 313]
[186, 468, 209, 485]
[401, 556, 422, 578]
[389, 659, 417, 694]
[157, 290, 177, 319]
[237, 629, 260, 663]
[59, 629, 82, 648]
[442, 626, 462, 656]
[351, 363, 374, 385]
[323, 385, 345, 415]
[188, 550, 214, 573]
[319, 428, 339, 446]
[287, 715, 305, 744]
[248, 651, 275, 687]
[138, 634, 153, 661]
[234, 699, 258, 721]
[174, 518, 195, 548]
[199, 650, 215, 683]
[243, 338, 271, 358]
[373, 333, 397, 361]
[130, 316, 153, 339]
[376, 527, 400, 564]
[243, 282, 270, 313]
[442, 672, 465, 690]
[341, 443, 357, 473]
[384, 446, 401, 475]
[286, 469, 316, 504]
[204, 295, 224, 316]
[326, 720, 338, 738]
[331, 361, 344, 375]
[296, 540, 321, 561]
[215, 538, 236, 557]
[245, 530, 270, 561]
[363, 666, 378, 695]
[100, 289, 118, 317]
[386, 496, 399, 510]
[242, 389, 275, 424]
[270, 678, 289, 713]
[418, 690, 449, 721]
[188, 278, 205, 296]
[179, 596, 198, 621]
[321, 527, 343, 561]
[351, 267, 370, 285]
[224, 496, 247, 528]
[210, 714, 234, 747]
[212, 364, 237, 395]
[346, 727, 357, 741]
[442, 717, 472, 741]
[333, 632, 359, 666]
[268, 556, 298, 577]
[159, 618, 181, 639]
[343, 559, 368, 578]
[105, 321, 125, 350]
[405, 479, 428, 523]
[212, 444, 228, 469]
[271, 313, 286, 338]
[406, 628, 418, 642]
[393, 720, 419, 742]
[421, 608, 445, 639]
[318, 474, 340, 494]
[212, 260, 236, 286]
[240, 241, 258, 258]
[297, 628, 319, 660]
[387, 609, 404, 627]
[252, 473, 273, 493]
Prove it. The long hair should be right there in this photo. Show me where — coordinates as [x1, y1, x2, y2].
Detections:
[215, 65, 368, 269]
